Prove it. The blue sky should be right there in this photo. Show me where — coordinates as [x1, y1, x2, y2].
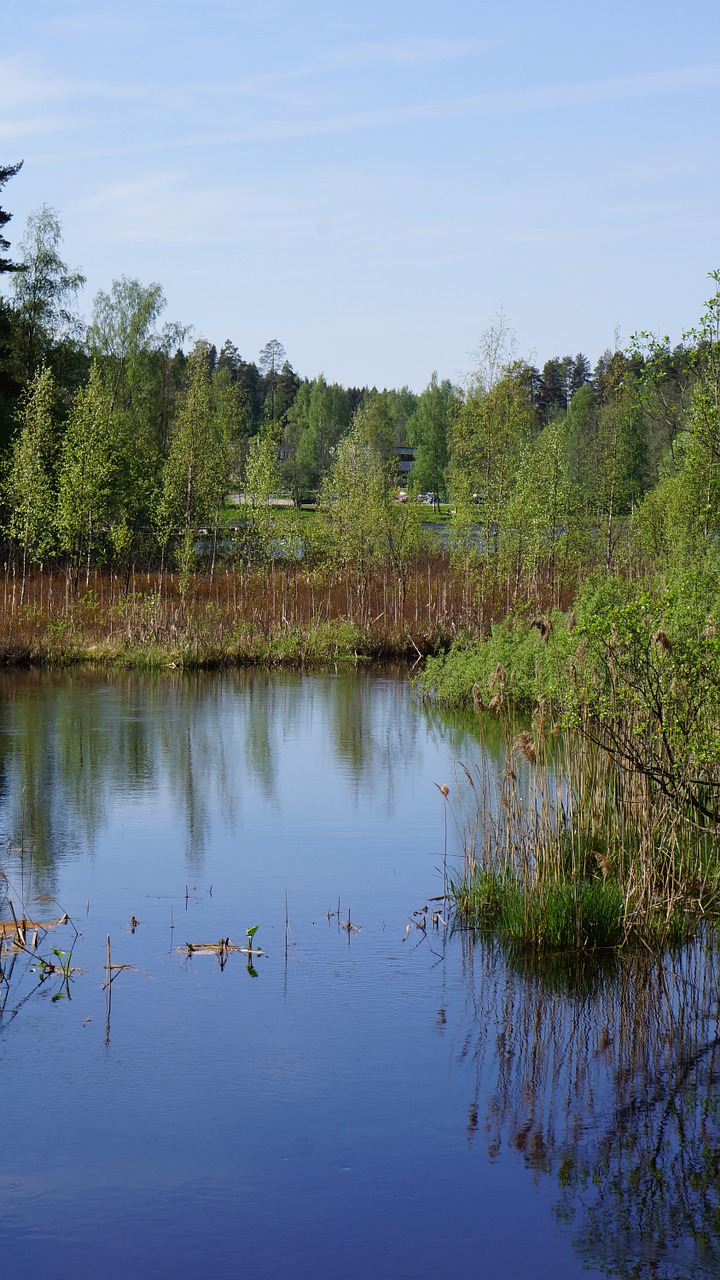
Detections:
[2, 0, 720, 391]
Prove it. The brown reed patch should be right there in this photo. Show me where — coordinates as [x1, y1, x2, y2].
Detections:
[0, 557, 573, 667]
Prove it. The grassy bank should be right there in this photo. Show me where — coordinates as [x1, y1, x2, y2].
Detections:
[446, 713, 720, 952]
[421, 566, 720, 951]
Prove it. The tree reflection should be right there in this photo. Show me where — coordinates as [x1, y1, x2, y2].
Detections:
[0, 667, 478, 885]
[457, 933, 720, 1278]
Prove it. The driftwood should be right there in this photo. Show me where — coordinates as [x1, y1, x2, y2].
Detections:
[179, 937, 264, 958]
[0, 907, 69, 945]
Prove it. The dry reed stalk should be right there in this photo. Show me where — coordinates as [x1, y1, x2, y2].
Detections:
[0, 555, 572, 665]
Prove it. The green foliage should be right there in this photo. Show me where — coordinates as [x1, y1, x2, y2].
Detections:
[448, 359, 538, 564]
[567, 568, 720, 823]
[157, 341, 230, 575]
[319, 404, 393, 576]
[317, 402, 425, 595]
[504, 415, 585, 585]
[455, 873, 625, 951]
[406, 372, 457, 503]
[282, 374, 353, 503]
[11, 205, 85, 381]
[630, 274, 720, 568]
[56, 362, 114, 576]
[86, 277, 189, 547]
[242, 419, 288, 562]
[415, 611, 575, 709]
[4, 365, 58, 577]
[0, 160, 23, 276]
[258, 339, 286, 422]
[88, 276, 169, 375]
[4, 171, 720, 641]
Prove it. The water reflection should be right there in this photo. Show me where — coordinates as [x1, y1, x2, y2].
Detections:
[457, 933, 720, 1279]
[0, 669, 717, 1278]
[0, 667, 482, 885]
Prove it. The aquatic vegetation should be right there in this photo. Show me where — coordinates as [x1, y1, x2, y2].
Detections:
[0, 900, 78, 1015]
[0, 556, 565, 670]
[420, 570, 720, 951]
[447, 705, 720, 951]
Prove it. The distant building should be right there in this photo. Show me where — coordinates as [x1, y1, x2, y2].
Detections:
[392, 444, 415, 482]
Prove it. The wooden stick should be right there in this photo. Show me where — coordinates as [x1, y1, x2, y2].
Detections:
[8, 900, 22, 945]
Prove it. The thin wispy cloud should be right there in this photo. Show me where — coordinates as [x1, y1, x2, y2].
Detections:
[0, 115, 78, 144]
[78, 170, 401, 245]
[0, 55, 143, 111]
[132, 36, 498, 109]
[74, 159, 704, 266]
[29, 62, 720, 165]
[0, 58, 80, 110]
[274, 36, 493, 75]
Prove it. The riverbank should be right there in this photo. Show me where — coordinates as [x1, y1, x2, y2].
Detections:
[0, 557, 567, 669]
[418, 565, 720, 950]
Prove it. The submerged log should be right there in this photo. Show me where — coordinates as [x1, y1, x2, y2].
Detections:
[0, 911, 69, 939]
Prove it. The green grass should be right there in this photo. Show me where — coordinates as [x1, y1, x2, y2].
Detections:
[49, 619, 367, 671]
[453, 870, 626, 952]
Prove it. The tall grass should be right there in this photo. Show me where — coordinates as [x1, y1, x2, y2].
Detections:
[449, 698, 720, 951]
[0, 556, 570, 668]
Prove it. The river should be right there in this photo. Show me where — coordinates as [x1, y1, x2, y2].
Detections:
[0, 668, 716, 1279]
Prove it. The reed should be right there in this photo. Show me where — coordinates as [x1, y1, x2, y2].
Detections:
[449, 701, 720, 950]
[0, 556, 570, 669]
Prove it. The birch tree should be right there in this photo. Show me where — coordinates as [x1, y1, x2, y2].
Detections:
[57, 363, 114, 583]
[157, 343, 219, 578]
[4, 364, 58, 599]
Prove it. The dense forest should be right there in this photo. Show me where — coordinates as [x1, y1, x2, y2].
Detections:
[2, 159, 716, 597]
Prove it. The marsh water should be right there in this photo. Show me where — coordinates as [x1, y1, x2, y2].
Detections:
[0, 669, 718, 1279]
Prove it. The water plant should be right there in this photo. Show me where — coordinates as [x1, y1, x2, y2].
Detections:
[244, 925, 261, 977]
[31, 944, 77, 1001]
[447, 699, 720, 951]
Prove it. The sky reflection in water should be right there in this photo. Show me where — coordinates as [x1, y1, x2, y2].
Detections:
[0, 669, 717, 1279]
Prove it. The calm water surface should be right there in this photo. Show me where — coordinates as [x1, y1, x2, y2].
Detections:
[0, 669, 717, 1279]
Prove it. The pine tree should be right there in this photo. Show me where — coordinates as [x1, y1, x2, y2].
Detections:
[0, 161, 23, 275]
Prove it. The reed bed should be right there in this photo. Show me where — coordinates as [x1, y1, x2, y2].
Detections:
[450, 700, 720, 951]
[0, 556, 570, 668]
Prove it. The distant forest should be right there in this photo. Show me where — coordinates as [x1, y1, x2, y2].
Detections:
[1, 160, 717, 588]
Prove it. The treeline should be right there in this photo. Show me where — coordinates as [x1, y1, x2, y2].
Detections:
[0, 178, 428, 581]
[0, 163, 718, 600]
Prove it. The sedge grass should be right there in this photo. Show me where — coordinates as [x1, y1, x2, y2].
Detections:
[448, 701, 720, 952]
[453, 870, 625, 951]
